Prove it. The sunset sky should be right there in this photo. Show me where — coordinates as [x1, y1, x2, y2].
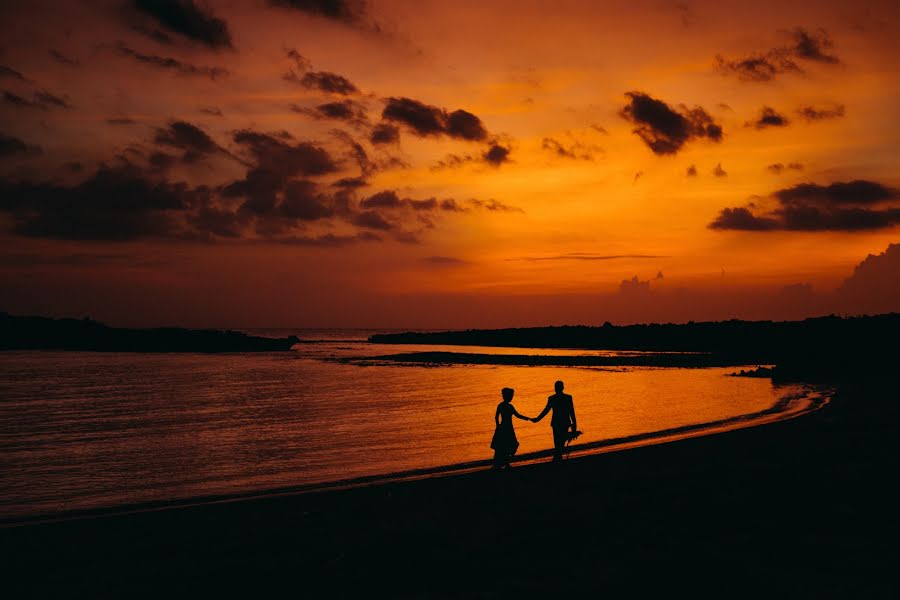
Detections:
[2, 0, 899, 328]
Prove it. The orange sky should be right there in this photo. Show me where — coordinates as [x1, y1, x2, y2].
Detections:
[1, 0, 899, 327]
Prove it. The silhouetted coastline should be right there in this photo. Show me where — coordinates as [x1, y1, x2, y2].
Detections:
[0, 313, 299, 353]
[369, 314, 899, 382]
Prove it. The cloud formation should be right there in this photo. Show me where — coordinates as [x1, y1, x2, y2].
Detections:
[292, 100, 368, 124]
[267, 0, 367, 25]
[0, 133, 42, 157]
[716, 27, 840, 82]
[835, 243, 900, 315]
[767, 162, 803, 174]
[116, 44, 229, 80]
[369, 123, 399, 145]
[541, 137, 599, 161]
[797, 104, 846, 121]
[3, 89, 71, 110]
[710, 180, 900, 231]
[49, 49, 78, 67]
[288, 70, 360, 95]
[750, 106, 789, 129]
[0, 165, 207, 240]
[129, 0, 233, 49]
[381, 97, 488, 141]
[153, 120, 224, 163]
[0, 64, 28, 82]
[620, 92, 722, 155]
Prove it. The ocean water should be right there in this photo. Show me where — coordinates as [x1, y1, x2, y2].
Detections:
[0, 329, 810, 521]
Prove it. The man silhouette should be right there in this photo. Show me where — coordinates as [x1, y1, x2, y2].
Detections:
[532, 380, 577, 462]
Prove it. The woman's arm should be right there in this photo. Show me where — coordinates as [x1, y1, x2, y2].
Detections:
[495, 404, 501, 427]
[511, 406, 530, 420]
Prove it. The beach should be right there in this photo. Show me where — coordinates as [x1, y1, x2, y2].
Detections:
[5, 376, 897, 598]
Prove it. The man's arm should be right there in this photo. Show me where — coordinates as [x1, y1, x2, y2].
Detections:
[569, 396, 577, 430]
[532, 399, 551, 423]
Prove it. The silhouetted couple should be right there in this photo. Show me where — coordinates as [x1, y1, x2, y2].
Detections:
[490, 380, 578, 469]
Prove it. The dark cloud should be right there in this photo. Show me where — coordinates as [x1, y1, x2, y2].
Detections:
[285, 48, 311, 72]
[716, 27, 840, 82]
[712, 163, 727, 177]
[330, 129, 374, 176]
[797, 104, 846, 121]
[751, 106, 789, 129]
[221, 130, 341, 219]
[620, 92, 722, 155]
[332, 176, 368, 188]
[352, 210, 394, 230]
[0, 164, 206, 240]
[710, 180, 900, 232]
[153, 120, 222, 163]
[279, 180, 334, 220]
[129, 0, 233, 49]
[767, 162, 803, 174]
[447, 109, 488, 141]
[49, 49, 78, 67]
[541, 137, 598, 161]
[116, 44, 229, 80]
[360, 190, 403, 208]
[483, 144, 510, 166]
[431, 154, 474, 170]
[709, 207, 778, 231]
[467, 198, 524, 213]
[0, 64, 28, 82]
[370, 122, 399, 145]
[619, 276, 652, 296]
[590, 124, 609, 135]
[790, 27, 839, 64]
[286, 70, 359, 95]
[686, 164, 697, 177]
[408, 198, 437, 210]
[775, 180, 895, 206]
[292, 100, 367, 124]
[382, 97, 488, 141]
[0, 133, 42, 157]
[107, 117, 137, 126]
[267, 0, 367, 24]
[357, 190, 523, 215]
[715, 53, 799, 82]
[513, 253, 665, 262]
[3, 89, 71, 110]
[835, 243, 900, 314]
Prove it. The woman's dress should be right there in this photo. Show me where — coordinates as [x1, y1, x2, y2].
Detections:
[490, 402, 520, 456]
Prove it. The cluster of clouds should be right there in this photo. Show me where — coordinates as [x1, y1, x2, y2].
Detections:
[715, 27, 840, 82]
[0, 0, 527, 246]
[746, 104, 846, 129]
[0, 118, 523, 244]
[619, 92, 723, 156]
[710, 180, 900, 232]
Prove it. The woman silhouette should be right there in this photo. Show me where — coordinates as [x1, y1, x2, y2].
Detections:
[490, 387, 530, 469]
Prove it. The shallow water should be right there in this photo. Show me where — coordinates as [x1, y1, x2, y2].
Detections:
[0, 331, 806, 520]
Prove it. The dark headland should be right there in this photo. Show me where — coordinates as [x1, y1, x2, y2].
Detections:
[369, 313, 899, 378]
[0, 312, 299, 352]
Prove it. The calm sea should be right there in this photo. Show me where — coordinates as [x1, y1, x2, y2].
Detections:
[0, 329, 814, 521]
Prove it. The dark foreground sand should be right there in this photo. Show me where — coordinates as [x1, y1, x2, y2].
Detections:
[5, 378, 899, 598]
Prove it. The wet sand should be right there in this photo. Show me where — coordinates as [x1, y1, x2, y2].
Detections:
[4, 378, 898, 598]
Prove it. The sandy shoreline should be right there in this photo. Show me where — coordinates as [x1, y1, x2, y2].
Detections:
[0, 386, 825, 528]
[4, 378, 898, 597]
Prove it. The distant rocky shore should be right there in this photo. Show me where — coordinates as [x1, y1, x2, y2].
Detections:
[0, 313, 299, 353]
